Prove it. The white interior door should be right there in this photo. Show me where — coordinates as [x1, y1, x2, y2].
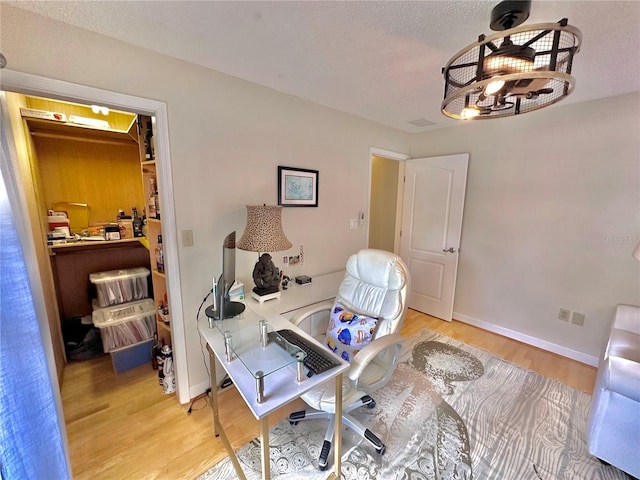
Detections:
[399, 153, 468, 321]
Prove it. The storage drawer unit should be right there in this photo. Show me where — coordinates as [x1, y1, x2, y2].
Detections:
[89, 267, 150, 307]
[92, 298, 156, 352]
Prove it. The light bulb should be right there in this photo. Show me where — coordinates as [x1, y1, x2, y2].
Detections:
[485, 80, 505, 95]
[461, 107, 480, 119]
[91, 105, 109, 115]
[485, 55, 535, 74]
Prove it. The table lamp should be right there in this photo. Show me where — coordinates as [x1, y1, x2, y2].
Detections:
[237, 204, 292, 303]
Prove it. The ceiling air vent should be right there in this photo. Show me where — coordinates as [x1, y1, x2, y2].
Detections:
[408, 118, 435, 127]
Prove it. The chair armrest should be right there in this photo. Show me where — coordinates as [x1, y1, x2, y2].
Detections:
[605, 356, 640, 402]
[288, 300, 334, 336]
[613, 304, 640, 335]
[348, 334, 403, 390]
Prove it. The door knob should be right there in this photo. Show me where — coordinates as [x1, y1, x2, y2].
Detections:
[442, 247, 457, 253]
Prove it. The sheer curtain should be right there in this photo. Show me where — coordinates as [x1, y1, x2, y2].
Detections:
[0, 162, 69, 478]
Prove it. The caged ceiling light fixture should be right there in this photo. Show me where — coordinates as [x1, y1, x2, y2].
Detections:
[441, 0, 581, 120]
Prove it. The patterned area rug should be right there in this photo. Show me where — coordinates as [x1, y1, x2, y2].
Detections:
[197, 329, 632, 480]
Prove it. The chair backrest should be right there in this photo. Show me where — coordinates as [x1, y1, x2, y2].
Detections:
[335, 249, 410, 339]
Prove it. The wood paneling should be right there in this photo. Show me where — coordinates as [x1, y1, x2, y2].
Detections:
[33, 135, 144, 225]
[50, 240, 151, 322]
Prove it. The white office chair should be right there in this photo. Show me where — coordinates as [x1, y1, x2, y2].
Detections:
[288, 249, 410, 470]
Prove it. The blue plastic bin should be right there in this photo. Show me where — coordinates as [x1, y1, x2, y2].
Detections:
[111, 339, 153, 373]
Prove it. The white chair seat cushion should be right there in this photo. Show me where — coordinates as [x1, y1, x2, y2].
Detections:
[301, 360, 388, 412]
[301, 376, 366, 414]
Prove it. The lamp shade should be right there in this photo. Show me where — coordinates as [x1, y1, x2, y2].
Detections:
[237, 205, 292, 253]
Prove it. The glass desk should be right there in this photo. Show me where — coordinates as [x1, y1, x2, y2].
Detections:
[199, 303, 349, 480]
[210, 316, 307, 403]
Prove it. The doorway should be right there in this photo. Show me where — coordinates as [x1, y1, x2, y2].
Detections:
[368, 148, 469, 321]
[0, 70, 188, 403]
[368, 148, 409, 253]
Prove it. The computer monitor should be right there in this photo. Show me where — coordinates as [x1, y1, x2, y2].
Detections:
[205, 231, 245, 320]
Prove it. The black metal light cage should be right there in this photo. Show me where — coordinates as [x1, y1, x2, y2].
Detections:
[442, 19, 582, 120]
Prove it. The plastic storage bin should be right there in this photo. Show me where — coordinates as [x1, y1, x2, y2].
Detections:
[89, 267, 150, 307]
[111, 339, 153, 373]
[92, 298, 156, 352]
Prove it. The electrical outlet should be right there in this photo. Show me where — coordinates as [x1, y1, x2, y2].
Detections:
[558, 308, 571, 321]
[571, 312, 585, 326]
[350, 219, 358, 229]
[181, 229, 194, 247]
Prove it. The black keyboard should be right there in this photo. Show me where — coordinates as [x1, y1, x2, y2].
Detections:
[268, 329, 341, 376]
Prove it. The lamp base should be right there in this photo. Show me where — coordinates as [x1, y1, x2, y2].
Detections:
[251, 290, 281, 304]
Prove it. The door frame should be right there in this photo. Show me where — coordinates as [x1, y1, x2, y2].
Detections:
[0, 70, 189, 403]
[368, 147, 410, 253]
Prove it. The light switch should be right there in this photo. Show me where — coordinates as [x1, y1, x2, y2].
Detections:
[181, 229, 194, 247]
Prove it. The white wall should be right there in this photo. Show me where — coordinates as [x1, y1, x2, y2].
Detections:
[3, 3, 637, 386]
[409, 92, 640, 360]
[0, 5, 408, 394]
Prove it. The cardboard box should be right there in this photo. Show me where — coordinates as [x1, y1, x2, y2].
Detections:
[118, 219, 134, 239]
[20, 108, 67, 122]
[229, 281, 245, 302]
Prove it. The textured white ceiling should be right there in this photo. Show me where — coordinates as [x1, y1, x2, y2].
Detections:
[7, 1, 640, 132]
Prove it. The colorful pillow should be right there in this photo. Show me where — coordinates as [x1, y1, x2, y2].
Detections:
[325, 303, 378, 362]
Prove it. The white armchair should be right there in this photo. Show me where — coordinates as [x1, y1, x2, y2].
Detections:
[587, 304, 640, 477]
[288, 249, 410, 470]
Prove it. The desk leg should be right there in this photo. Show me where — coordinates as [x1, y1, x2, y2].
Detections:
[260, 416, 271, 480]
[332, 373, 343, 479]
[206, 344, 220, 438]
[207, 345, 247, 480]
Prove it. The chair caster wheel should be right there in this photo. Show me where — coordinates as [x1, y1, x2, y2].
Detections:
[362, 395, 376, 409]
[318, 440, 331, 471]
[289, 411, 305, 426]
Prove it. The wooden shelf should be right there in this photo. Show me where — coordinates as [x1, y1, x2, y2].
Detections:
[157, 318, 171, 334]
[25, 117, 138, 145]
[152, 269, 166, 279]
[139, 114, 170, 351]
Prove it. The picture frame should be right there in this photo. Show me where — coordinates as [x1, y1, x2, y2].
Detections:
[278, 166, 319, 207]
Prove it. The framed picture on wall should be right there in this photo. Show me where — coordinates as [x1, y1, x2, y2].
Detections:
[278, 166, 319, 207]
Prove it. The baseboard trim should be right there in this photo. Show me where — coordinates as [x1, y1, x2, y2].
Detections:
[453, 312, 599, 367]
[190, 380, 210, 401]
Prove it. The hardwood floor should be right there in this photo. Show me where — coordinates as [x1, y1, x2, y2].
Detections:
[61, 309, 597, 479]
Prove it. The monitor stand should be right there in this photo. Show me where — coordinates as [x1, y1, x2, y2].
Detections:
[205, 301, 245, 320]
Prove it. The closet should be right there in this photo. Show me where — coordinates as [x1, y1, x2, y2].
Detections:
[4, 92, 171, 388]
